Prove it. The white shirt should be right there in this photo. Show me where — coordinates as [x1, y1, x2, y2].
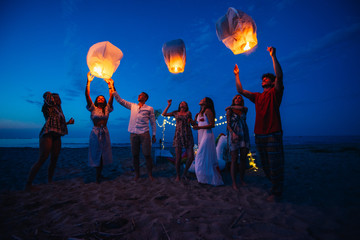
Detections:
[113, 91, 156, 136]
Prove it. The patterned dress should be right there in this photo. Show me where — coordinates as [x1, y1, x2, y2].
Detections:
[39, 105, 68, 137]
[172, 111, 194, 148]
[227, 110, 250, 151]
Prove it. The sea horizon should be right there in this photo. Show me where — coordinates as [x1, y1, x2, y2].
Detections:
[0, 135, 359, 148]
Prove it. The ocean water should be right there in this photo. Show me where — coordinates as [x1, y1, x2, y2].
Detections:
[0, 136, 359, 148]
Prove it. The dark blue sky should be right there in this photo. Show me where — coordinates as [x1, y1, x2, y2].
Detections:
[1, 0, 360, 143]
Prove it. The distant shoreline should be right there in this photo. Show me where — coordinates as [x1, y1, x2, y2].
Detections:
[0, 135, 359, 148]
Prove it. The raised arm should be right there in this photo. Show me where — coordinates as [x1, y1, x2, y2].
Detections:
[105, 78, 114, 109]
[267, 47, 283, 91]
[162, 99, 174, 117]
[85, 72, 94, 108]
[111, 81, 132, 110]
[234, 64, 255, 102]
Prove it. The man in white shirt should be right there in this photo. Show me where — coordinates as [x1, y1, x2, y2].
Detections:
[111, 84, 156, 181]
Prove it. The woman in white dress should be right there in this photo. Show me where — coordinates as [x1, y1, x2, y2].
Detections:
[85, 72, 114, 183]
[193, 97, 224, 186]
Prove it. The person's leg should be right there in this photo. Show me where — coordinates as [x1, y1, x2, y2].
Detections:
[26, 135, 52, 189]
[96, 157, 104, 183]
[141, 132, 154, 181]
[239, 147, 249, 185]
[130, 133, 141, 180]
[174, 146, 182, 181]
[255, 135, 271, 181]
[267, 133, 284, 197]
[230, 150, 239, 190]
[182, 146, 194, 178]
[48, 135, 61, 183]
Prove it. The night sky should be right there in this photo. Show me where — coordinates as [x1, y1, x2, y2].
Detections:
[1, 0, 360, 143]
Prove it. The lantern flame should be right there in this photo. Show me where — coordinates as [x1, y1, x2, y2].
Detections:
[93, 66, 103, 77]
[244, 42, 250, 51]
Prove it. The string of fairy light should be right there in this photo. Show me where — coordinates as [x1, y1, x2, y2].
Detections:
[156, 114, 228, 150]
[155, 114, 258, 171]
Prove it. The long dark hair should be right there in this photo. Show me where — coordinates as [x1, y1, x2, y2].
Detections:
[231, 94, 244, 106]
[94, 95, 107, 114]
[201, 97, 215, 118]
[177, 101, 189, 112]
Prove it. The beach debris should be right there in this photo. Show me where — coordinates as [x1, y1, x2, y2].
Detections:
[162, 39, 186, 74]
[230, 207, 245, 229]
[11, 235, 23, 240]
[161, 222, 171, 240]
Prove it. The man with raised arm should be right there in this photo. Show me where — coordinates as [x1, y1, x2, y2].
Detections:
[234, 46, 284, 201]
[109, 80, 156, 181]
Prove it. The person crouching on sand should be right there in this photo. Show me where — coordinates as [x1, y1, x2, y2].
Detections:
[26, 92, 74, 190]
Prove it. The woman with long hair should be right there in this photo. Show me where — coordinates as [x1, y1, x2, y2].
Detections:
[26, 92, 74, 190]
[85, 72, 114, 183]
[162, 99, 194, 181]
[226, 94, 250, 190]
[193, 97, 223, 186]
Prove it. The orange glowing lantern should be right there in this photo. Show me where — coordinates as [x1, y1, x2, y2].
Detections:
[86, 41, 123, 79]
[216, 7, 258, 54]
[162, 39, 186, 74]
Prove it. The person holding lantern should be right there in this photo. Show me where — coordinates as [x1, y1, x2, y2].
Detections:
[225, 94, 250, 190]
[192, 97, 224, 186]
[234, 46, 284, 201]
[162, 100, 194, 182]
[85, 72, 114, 183]
[111, 82, 156, 181]
[25, 92, 74, 190]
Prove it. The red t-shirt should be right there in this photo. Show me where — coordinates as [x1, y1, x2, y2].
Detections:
[251, 87, 284, 135]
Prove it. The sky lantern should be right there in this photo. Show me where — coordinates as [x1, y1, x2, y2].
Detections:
[162, 39, 186, 74]
[216, 7, 258, 54]
[86, 41, 123, 79]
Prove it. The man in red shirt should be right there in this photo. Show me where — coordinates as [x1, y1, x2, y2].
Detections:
[234, 46, 284, 201]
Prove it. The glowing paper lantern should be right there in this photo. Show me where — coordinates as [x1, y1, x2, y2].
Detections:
[216, 7, 258, 54]
[162, 39, 186, 74]
[86, 41, 123, 79]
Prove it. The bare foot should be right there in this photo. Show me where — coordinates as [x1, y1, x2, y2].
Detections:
[149, 175, 155, 182]
[175, 176, 180, 182]
[232, 184, 239, 191]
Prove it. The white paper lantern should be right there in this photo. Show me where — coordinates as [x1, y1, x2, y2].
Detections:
[216, 7, 258, 54]
[162, 39, 186, 74]
[86, 41, 123, 79]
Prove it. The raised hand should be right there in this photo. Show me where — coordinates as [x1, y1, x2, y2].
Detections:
[167, 99, 172, 105]
[87, 72, 95, 82]
[267, 46, 276, 57]
[67, 117, 75, 125]
[234, 64, 239, 75]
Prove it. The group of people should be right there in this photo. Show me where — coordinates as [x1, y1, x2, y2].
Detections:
[26, 47, 284, 201]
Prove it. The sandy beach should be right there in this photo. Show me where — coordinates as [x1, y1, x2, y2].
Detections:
[1, 142, 360, 240]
